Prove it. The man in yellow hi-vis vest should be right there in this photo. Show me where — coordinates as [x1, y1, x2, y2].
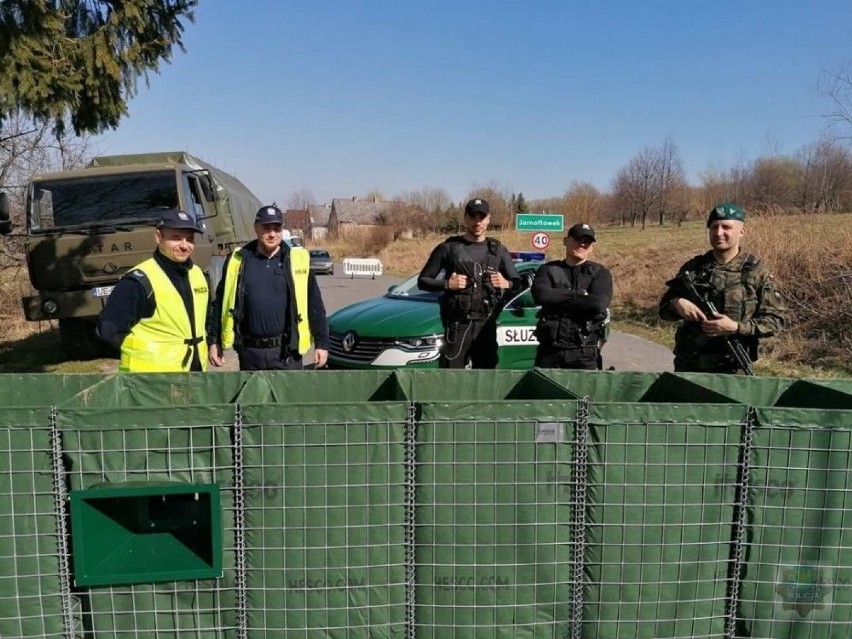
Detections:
[96, 209, 209, 372]
[208, 205, 329, 370]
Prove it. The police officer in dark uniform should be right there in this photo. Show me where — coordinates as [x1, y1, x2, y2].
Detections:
[531, 223, 612, 369]
[208, 205, 329, 371]
[658, 202, 787, 373]
[96, 208, 209, 372]
[417, 198, 521, 368]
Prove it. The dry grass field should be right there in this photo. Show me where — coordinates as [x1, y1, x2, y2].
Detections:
[1, 211, 850, 375]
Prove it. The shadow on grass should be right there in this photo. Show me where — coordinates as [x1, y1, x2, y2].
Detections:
[0, 329, 117, 373]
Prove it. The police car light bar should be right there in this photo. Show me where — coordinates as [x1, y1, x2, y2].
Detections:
[510, 251, 546, 261]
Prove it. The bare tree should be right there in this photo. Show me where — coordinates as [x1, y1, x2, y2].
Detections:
[528, 196, 566, 215]
[0, 114, 92, 267]
[467, 181, 513, 229]
[818, 63, 852, 140]
[286, 188, 315, 211]
[0, 112, 92, 232]
[376, 199, 426, 240]
[795, 139, 852, 213]
[748, 155, 801, 212]
[563, 181, 605, 225]
[363, 189, 385, 202]
[655, 138, 688, 225]
[397, 186, 452, 233]
[611, 147, 659, 228]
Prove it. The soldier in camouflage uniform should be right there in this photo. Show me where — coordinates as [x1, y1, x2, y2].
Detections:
[658, 203, 787, 374]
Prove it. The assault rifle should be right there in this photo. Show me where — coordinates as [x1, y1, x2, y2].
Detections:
[679, 271, 755, 376]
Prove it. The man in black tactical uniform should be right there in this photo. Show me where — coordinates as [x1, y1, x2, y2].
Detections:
[417, 198, 521, 368]
[531, 223, 612, 369]
[658, 202, 787, 373]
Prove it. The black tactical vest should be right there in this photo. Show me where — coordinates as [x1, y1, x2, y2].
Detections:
[534, 262, 608, 348]
[439, 237, 502, 322]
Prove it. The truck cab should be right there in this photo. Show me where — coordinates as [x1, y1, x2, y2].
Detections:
[0, 152, 262, 357]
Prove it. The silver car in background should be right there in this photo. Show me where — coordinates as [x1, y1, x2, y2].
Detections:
[309, 249, 334, 275]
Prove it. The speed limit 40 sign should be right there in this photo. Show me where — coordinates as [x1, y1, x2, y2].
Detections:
[531, 231, 550, 250]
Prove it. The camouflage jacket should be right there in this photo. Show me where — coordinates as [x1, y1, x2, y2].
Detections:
[658, 251, 787, 371]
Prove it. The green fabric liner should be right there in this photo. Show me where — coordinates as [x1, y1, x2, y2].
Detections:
[57, 373, 254, 408]
[415, 402, 577, 635]
[736, 410, 852, 639]
[583, 404, 744, 639]
[59, 406, 237, 636]
[0, 411, 64, 639]
[0, 373, 105, 406]
[240, 404, 409, 637]
[394, 369, 528, 401]
[237, 370, 407, 404]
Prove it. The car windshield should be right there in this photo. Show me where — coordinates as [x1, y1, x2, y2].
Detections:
[310, 250, 330, 258]
[386, 273, 440, 302]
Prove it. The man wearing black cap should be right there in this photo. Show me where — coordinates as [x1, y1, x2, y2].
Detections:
[208, 205, 329, 370]
[530, 223, 612, 369]
[417, 198, 521, 368]
[96, 208, 210, 372]
[658, 202, 786, 373]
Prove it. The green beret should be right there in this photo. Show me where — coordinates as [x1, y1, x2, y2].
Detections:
[707, 202, 745, 227]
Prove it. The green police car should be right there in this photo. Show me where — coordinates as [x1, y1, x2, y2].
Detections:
[327, 252, 545, 369]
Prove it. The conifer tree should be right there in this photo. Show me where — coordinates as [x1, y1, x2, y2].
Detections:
[0, 0, 196, 135]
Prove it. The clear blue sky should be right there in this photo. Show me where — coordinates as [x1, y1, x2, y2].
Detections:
[94, 0, 852, 207]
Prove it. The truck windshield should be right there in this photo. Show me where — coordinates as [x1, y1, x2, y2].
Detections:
[29, 171, 182, 231]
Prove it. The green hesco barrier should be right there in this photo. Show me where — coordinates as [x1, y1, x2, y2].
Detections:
[539, 370, 796, 405]
[0, 373, 103, 407]
[414, 401, 576, 637]
[395, 369, 530, 401]
[582, 403, 747, 639]
[58, 406, 237, 637]
[236, 369, 407, 404]
[656, 372, 797, 406]
[0, 408, 65, 639]
[774, 379, 852, 409]
[737, 407, 852, 639]
[3, 371, 852, 637]
[58, 372, 254, 408]
[241, 404, 409, 637]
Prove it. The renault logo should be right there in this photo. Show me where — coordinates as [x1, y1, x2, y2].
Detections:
[342, 331, 356, 353]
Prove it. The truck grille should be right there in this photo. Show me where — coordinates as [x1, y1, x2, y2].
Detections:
[328, 331, 394, 363]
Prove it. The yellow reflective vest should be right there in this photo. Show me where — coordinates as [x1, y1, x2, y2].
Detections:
[219, 245, 312, 355]
[119, 258, 209, 372]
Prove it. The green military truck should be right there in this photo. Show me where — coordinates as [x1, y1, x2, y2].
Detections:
[0, 151, 262, 357]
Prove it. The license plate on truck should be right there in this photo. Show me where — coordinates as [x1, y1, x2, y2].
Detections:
[91, 285, 114, 298]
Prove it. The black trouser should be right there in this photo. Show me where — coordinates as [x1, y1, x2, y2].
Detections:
[238, 346, 303, 371]
[439, 318, 498, 369]
[535, 345, 600, 370]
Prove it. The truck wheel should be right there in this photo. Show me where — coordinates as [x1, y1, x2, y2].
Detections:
[59, 319, 111, 360]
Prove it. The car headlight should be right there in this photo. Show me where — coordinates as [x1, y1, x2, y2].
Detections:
[394, 336, 441, 351]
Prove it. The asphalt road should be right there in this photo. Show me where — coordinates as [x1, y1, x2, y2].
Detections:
[312, 267, 674, 373]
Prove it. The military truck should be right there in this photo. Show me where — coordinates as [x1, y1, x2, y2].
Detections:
[0, 151, 262, 357]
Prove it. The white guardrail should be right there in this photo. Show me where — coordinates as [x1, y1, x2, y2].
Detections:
[343, 257, 384, 279]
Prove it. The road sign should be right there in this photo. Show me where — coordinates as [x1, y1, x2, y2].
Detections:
[531, 232, 550, 251]
[516, 213, 564, 232]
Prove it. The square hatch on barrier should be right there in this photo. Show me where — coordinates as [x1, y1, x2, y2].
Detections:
[69, 483, 222, 587]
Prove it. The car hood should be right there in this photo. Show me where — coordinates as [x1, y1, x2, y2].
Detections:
[329, 296, 442, 338]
